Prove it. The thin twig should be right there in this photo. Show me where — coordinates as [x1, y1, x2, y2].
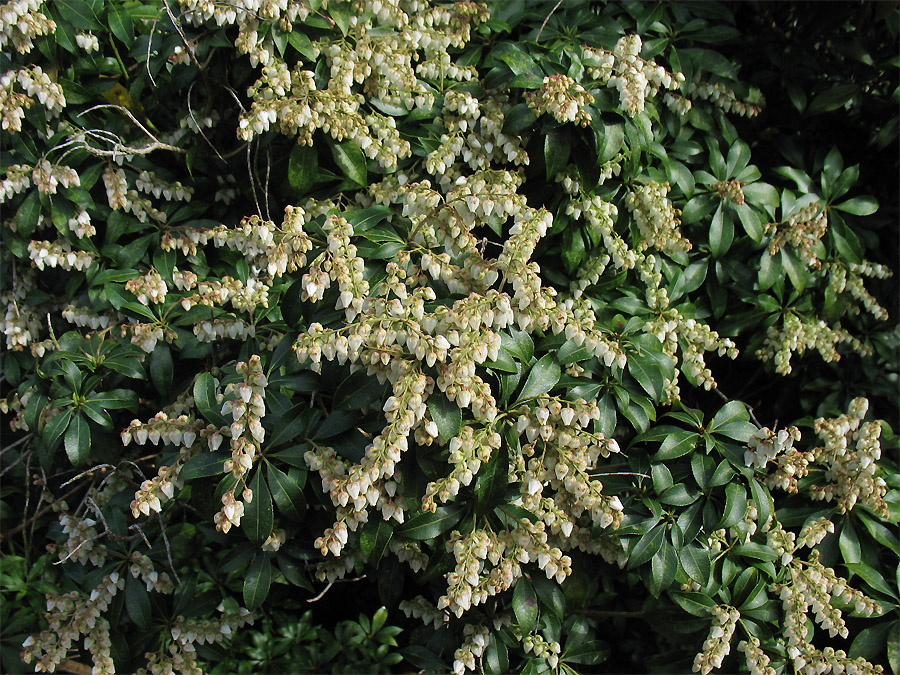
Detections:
[61, 464, 114, 488]
[0, 448, 31, 477]
[1, 481, 89, 540]
[187, 80, 226, 162]
[535, 0, 563, 42]
[247, 141, 261, 218]
[0, 432, 31, 456]
[146, 14, 161, 88]
[264, 148, 271, 221]
[307, 581, 334, 602]
[158, 517, 182, 585]
[161, 0, 203, 70]
[129, 523, 152, 549]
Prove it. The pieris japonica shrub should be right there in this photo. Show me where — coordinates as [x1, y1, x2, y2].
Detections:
[1, 1, 897, 674]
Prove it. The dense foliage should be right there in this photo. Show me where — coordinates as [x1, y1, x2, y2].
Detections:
[1, 1, 897, 674]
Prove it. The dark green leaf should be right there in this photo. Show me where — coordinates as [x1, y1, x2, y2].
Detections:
[486, 633, 510, 674]
[194, 373, 226, 426]
[845, 563, 897, 599]
[515, 354, 561, 403]
[475, 444, 509, 514]
[43, 407, 73, 449]
[181, 453, 228, 480]
[502, 103, 539, 135]
[648, 539, 678, 596]
[532, 575, 565, 619]
[562, 640, 608, 666]
[267, 464, 307, 521]
[670, 591, 716, 617]
[628, 524, 666, 569]
[513, 577, 539, 634]
[150, 343, 173, 396]
[397, 505, 464, 540]
[243, 554, 272, 610]
[709, 203, 733, 257]
[833, 196, 878, 216]
[64, 412, 90, 465]
[288, 144, 318, 195]
[545, 130, 571, 181]
[427, 392, 463, 443]
[125, 574, 151, 629]
[334, 371, 388, 410]
[108, 3, 135, 47]
[653, 430, 699, 461]
[718, 482, 746, 529]
[680, 545, 711, 586]
[331, 140, 367, 186]
[244, 469, 274, 545]
[359, 519, 393, 567]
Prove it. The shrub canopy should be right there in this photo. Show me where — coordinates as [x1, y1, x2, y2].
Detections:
[1, 1, 897, 674]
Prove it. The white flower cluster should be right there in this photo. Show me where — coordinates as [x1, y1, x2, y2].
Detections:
[57, 512, 107, 567]
[583, 35, 684, 116]
[1, 269, 43, 350]
[0, 67, 65, 133]
[773, 550, 882, 674]
[22, 572, 125, 674]
[27, 238, 94, 272]
[692, 605, 739, 674]
[135, 170, 194, 202]
[0, 163, 31, 202]
[689, 82, 762, 117]
[400, 595, 448, 629]
[438, 520, 572, 619]
[737, 636, 776, 675]
[75, 31, 99, 53]
[31, 158, 78, 194]
[745, 425, 801, 469]
[756, 312, 868, 375]
[422, 425, 501, 511]
[626, 181, 691, 254]
[214, 356, 268, 533]
[827, 261, 892, 321]
[126, 269, 169, 305]
[103, 165, 128, 209]
[810, 397, 887, 517]
[522, 632, 563, 670]
[452, 624, 490, 675]
[525, 73, 594, 126]
[0, 0, 55, 54]
[138, 608, 254, 675]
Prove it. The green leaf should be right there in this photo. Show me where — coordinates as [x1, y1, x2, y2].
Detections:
[709, 203, 733, 257]
[64, 412, 90, 465]
[14, 190, 41, 236]
[628, 524, 666, 569]
[653, 430, 699, 461]
[475, 444, 509, 514]
[513, 577, 539, 634]
[496, 44, 540, 76]
[243, 554, 273, 610]
[359, 519, 394, 567]
[748, 479, 772, 532]
[780, 247, 809, 293]
[849, 622, 893, 662]
[150, 343, 173, 396]
[627, 352, 664, 401]
[125, 573, 152, 629]
[680, 544, 711, 586]
[545, 130, 571, 181]
[331, 140, 367, 186]
[833, 196, 878, 216]
[670, 591, 716, 617]
[24, 392, 48, 432]
[288, 144, 318, 195]
[180, 452, 228, 480]
[56, 0, 102, 30]
[597, 122, 625, 164]
[397, 505, 464, 540]
[710, 401, 749, 428]
[43, 407, 73, 449]
[277, 555, 313, 591]
[486, 633, 510, 674]
[845, 563, 897, 600]
[502, 329, 534, 363]
[287, 30, 315, 59]
[108, 3, 135, 47]
[718, 482, 746, 529]
[731, 543, 779, 562]
[502, 103, 539, 135]
[427, 393, 463, 443]
[648, 539, 678, 596]
[244, 469, 274, 545]
[267, 464, 307, 522]
[515, 354, 561, 403]
[532, 575, 565, 619]
[400, 646, 448, 672]
[329, 1, 350, 34]
[334, 371, 388, 410]
[838, 518, 861, 564]
[562, 640, 608, 666]
[194, 373, 226, 426]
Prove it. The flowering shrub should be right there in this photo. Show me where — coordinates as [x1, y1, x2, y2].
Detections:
[1, 1, 897, 674]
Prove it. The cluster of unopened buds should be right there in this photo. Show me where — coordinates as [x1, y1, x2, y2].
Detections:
[27, 238, 94, 271]
[525, 74, 593, 126]
[713, 179, 746, 205]
[57, 512, 107, 567]
[75, 31, 99, 53]
[689, 82, 762, 117]
[692, 605, 739, 674]
[22, 572, 125, 674]
[522, 632, 562, 669]
[757, 312, 866, 376]
[0, 0, 56, 54]
[737, 636, 776, 675]
[452, 624, 490, 675]
[810, 398, 887, 517]
[626, 181, 691, 254]
[766, 201, 828, 269]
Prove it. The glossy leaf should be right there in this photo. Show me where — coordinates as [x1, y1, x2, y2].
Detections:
[512, 577, 538, 634]
[243, 469, 274, 545]
[397, 505, 464, 540]
[515, 354, 561, 403]
[243, 554, 273, 610]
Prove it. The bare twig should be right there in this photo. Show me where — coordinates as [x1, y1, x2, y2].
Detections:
[264, 148, 271, 221]
[161, 0, 202, 70]
[535, 0, 563, 42]
[1, 481, 89, 540]
[0, 447, 31, 478]
[146, 14, 161, 88]
[247, 141, 261, 218]
[129, 523, 152, 549]
[61, 464, 114, 488]
[307, 574, 367, 602]
[158, 517, 182, 585]
[187, 80, 226, 162]
[0, 432, 32, 456]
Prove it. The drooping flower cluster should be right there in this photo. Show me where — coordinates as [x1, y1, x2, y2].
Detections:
[692, 605, 740, 674]
[766, 200, 828, 269]
[756, 312, 868, 375]
[583, 34, 684, 116]
[689, 81, 763, 117]
[525, 74, 594, 126]
[626, 181, 691, 254]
